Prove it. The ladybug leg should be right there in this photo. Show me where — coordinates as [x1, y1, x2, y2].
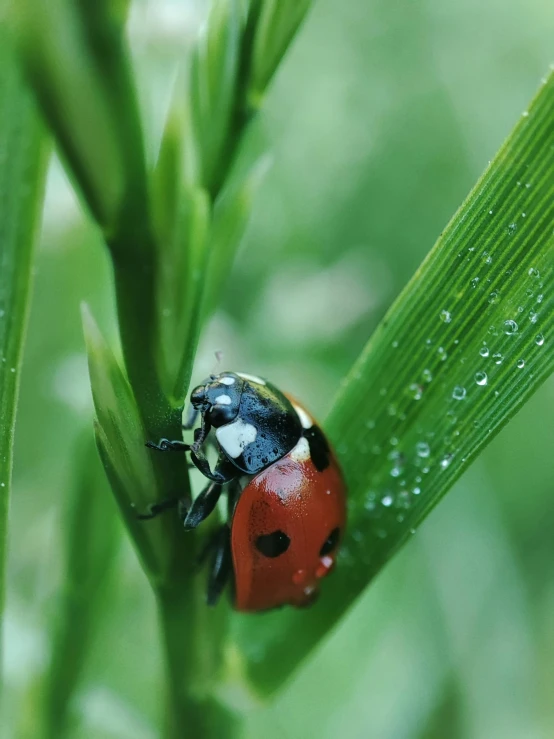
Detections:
[146, 438, 190, 453]
[189, 448, 236, 485]
[182, 481, 223, 531]
[137, 496, 181, 520]
[204, 525, 232, 607]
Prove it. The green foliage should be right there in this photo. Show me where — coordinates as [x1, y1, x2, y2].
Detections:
[12, 1, 314, 736]
[248, 0, 311, 103]
[41, 433, 119, 739]
[233, 72, 554, 694]
[4, 0, 554, 737]
[0, 30, 48, 664]
[13, 0, 143, 234]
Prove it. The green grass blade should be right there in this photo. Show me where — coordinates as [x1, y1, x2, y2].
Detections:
[14, 0, 145, 237]
[200, 153, 271, 323]
[0, 32, 48, 669]
[234, 71, 554, 695]
[41, 432, 120, 739]
[248, 0, 311, 104]
[82, 304, 192, 590]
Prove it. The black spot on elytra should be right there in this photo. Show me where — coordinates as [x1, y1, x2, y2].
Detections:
[319, 527, 340, 556]
[303, 425, 330, 472]
[255, 530, 290, 558]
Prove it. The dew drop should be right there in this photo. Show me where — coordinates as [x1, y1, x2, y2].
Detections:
[437, 346, 448, 362]
[475, 371, 488, 386]
[446, 410, 457, 425]
[392, 340, 399, 348]
[528, 267, 540, 278]
[488, 325, 498, 336]
[422, 368, 433, 383]
[408, 383, 423, 400]
[516, 359, 525, 369]
[488, 291, 499, 304]
[397, 491, 410, 508]
[416, 441, 430, 458]
[507, 223, 517, 235]
[504, 319, 518, 335]
[381, 494, 393, 507]
[452, 385, 466, 400]
[440, 454, 453, 469]
[492, 353, 503, 365]
[471, 277, 480, 288]
[440, 309, 452, 323]
[536, 333, 545, 346]
[479, 345, 489, 358]
[365, 495, 376, 512]
[536, 294, 544, 304]
[412, 487, 421, 495]
[529, 311, 538, 324]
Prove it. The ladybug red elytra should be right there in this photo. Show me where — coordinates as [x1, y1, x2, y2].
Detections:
[140, 371, 346, 612]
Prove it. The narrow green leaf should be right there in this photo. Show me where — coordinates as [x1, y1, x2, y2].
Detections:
[156, 186, 210, 407]
[42, 432, 120, 739]
[190, 0, 241, 195]
[201, 153, 271, 322]
[14, 0, 146, 239]
[82, 305, 192, 590]
[234, 72, 554, 694]
[0, 32, 48, 664]
[248, 0, 312, 104]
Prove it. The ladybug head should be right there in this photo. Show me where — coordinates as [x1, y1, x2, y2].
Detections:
[190, 372, 243, 428]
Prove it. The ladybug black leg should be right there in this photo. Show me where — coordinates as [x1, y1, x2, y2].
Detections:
[137, 496, 181, 520]
[204, 525, 232, 607]
[146, 438, 190, 453]
[226, 478, 241, 519]
[189, 448, 237, 484]
[182, 481, 223, 531]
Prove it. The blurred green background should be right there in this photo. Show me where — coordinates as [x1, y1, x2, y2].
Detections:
[4, 0, 554, 737]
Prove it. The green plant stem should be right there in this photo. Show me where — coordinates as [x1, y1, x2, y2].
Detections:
[157, 585, 239, 739]
[0, 34, 48, 669]
[110, 228, 192, 508]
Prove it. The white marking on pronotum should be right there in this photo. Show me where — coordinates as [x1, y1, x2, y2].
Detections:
[290, 436, 310, 463]
[215, 394, 232, 405]
[237, 372, 266, 385]
[216, 419, 258, 458]
[293, 403, 313, 429]
[220, 376, 235, 386]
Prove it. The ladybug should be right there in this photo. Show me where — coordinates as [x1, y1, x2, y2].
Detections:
[140, 371, 346, 612]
